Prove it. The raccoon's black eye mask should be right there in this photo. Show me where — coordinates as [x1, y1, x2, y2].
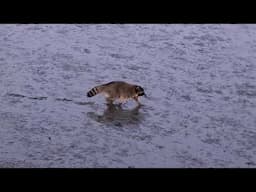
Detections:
[135, 86, 146, 97]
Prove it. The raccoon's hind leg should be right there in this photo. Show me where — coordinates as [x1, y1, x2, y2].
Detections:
[106, 97, 114, 105]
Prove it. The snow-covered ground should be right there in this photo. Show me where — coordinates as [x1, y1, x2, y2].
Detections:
[0, 24, 256, 167]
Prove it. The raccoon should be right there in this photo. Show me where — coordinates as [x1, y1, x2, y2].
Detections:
[87, 81, 146, 105]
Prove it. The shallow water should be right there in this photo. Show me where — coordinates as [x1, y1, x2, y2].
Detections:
[0, 24, 256, 167]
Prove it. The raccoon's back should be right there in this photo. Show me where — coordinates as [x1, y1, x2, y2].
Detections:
[87, 81, 134, 98]
[102, 81, 127, 87]
[102, 81, 136, 98]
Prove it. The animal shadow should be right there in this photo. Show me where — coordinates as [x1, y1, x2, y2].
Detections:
[87, 104, 144, 126]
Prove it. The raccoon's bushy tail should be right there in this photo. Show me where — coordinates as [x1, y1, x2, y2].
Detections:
[87, 86, 102, 97]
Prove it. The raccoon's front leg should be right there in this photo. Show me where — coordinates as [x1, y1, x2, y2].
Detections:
[133, 96, 141, 105]
[118, 98, 127, 105]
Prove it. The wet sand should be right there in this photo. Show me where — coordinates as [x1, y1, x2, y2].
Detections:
[0, 24, 256, 167]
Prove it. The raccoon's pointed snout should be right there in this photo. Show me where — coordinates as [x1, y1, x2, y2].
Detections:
[138, 92, 145, 96]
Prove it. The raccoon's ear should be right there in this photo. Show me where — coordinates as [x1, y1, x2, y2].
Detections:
[135, 86, 140, 92]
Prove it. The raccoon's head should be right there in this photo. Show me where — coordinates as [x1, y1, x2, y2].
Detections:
[135, 85, 146, 97]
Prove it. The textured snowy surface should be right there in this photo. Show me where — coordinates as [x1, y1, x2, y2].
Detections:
[0, 24, 256, 167]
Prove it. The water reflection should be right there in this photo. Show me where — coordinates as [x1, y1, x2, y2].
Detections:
[87, 104, 144, 126]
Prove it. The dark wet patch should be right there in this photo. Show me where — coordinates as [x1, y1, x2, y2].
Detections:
[110, 53, 134, 60]
[240, 131, 256, 150]
[223, 96, 230, 101]
[63, 63, 88, 73]
[73, 101, 94, 105]
[27, 26, 45, 31]
[202, 138, 221, 145]
[28, 96, 47, 100]
[127, 66, 139, 71]
[6, 93, 48, 101]
[246, 161, 256, 166]
[127, 65, 149, 71]
[189, 116, 200, 124]
[183, 35, 197, 40]
[131, 135, 153, 143]
[176, 151, 205, 167]
[0, 111, 28, 130]
[6, 98, 24, 105]
[6, 93, 26, 98]
[114, 122, 123, 127]
[83, 48, 91, 54]
[199, 34, 225, 44]
[196, 87, 213, 94]
[55, 98, 73, 102]
[73, 47, 91, 54]
[0, 159, 37, 168]
[194, 41, 205, 47]
[214, 90, 223, 94]
[56, 29, 69, 35]
[138, 42, 155, 49]
[156, 145, 164, 149]
[236, 83, 256, 97]
[62, 64, 75, 72]
[180, 95, 191, 101]
[208, 116, 243, 128]
[172, 47, 186, 55]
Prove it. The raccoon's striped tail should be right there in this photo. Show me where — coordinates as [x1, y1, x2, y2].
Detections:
[87, 86, 101, 97]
